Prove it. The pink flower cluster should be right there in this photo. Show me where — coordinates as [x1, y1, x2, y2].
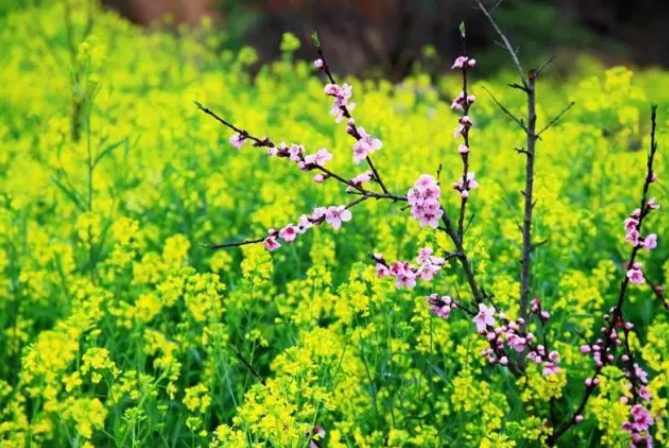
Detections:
[623, 405, 654, 447]
[475, 298, 560, 376]
[373, 247, 446, 289]
[229, 132, 248, 149]
[426, 294, 456, 319]
[408, 175, 444, 228]
[264, 143, 333, 171]
[624, 200, 659, 249]
[324, 83, 354, 123]
[348, 121, 383, 164]
[262, 205, 352, 251]
[623, 197, 661, 284]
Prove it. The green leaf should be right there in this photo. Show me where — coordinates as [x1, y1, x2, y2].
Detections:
[311, 30, 320, 49]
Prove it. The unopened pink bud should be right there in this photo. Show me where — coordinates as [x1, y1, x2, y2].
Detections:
[314, 58, 324, 69]
[575, 415, 584, 423]
[580, 345, 591, 354]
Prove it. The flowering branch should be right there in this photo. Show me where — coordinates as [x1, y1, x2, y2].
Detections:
[451, 23, 478, 240]
[548, 105, 661, 447]
[194, 101, 366, 194]
[312, 31, 389, 195]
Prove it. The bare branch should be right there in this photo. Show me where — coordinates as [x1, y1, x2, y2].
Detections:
[535, 54, 557, 77]
[537, 101, 576, 136]
[474, 0, 527, 86]
[481, 86, 528, 133]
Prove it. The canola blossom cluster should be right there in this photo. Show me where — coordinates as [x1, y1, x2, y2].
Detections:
[2, 2, 669, 448]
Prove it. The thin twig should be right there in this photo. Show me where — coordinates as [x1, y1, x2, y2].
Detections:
[230, 344, 265, 385]
[481, 86, 528, 133]
[537, 101, 576, 136]
[474, 0, 527, 86]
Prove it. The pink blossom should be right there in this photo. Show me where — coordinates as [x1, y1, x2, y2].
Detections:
[451, 56, 476, 69]
[473, 303, 496, 333]
[288, 144, 304, 162]
[304, 148, 333, 166]
[408, 175, 444, 228]
[643, 233, 657, 250]
[229, 132, 247, 149]
[296, 215, 313, 234]
[314, 58, 324, 69]
[427, 294, 455, 319]
[310, 207, 328, 224]
[349, 171, 374, 187]
[626, 229, 640, 245]
[313, 174, 326, 183]
[375, 263, 390, 277]
[454, 115, 474, 138]
[575, 415, 584, 423]
[451, 91, 477, 110]
[263, 236, 281, 251]
[325, 206, 352, 229]
[542, 362, 560, 376]
[629, 405, 654, 432]
[634, 363, 649, 384]
[278, 224, 298, 242]
[453, 172, 479, 196]
[647, 198, 660, 210]
[324, 83, 354, 123]
[627, 266, 645, 284]
[625, 217, 639, 233]
[640, 386, 652, 401]
[352, 127, 383, 164]
[390, 262, 417, 289]
[458, 144, 470, 154]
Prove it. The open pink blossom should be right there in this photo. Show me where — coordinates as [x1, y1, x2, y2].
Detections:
[349, 171, 374, 188]
[296, 215, 313, 234]
[278, 224, 298, 242]
[352, 127, 383, 164]
[627, 264, 645, 284]
[229, 132, 247, 149]
[473, 303, 496, 333]
[263, 236, 281, 251]
[304, 148, 333, 166]
[643, 233, 657, 250]
[288, 144, 304, 162]
[624, 217, 639, 233]
[451, 56, 476, 69]
[325, 206, 352, 229]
